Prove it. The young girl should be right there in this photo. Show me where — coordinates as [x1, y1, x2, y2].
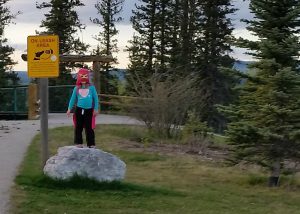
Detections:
[66, 68, 99, 148]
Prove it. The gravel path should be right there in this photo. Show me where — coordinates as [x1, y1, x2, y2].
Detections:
[0, 113, 142, 213]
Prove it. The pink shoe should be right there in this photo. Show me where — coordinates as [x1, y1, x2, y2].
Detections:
[75, 144, 83, 148]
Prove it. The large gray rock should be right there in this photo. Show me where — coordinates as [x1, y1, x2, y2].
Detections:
[44, 146, 126, 182]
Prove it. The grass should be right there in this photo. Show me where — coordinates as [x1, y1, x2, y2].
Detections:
[11, 125, 300, 214]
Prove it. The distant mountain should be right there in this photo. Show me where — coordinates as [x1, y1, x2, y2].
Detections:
[233, 61, 253, 72]
[15, 71, 31, 85]
[15, 69, 126, 85]
[111, 69, 126, 81]
[14, 62, 250, 85]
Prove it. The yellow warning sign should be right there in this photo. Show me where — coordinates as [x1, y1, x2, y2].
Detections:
[27, 35, 59, 78]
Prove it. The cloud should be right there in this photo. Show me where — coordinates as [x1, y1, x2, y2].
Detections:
[230, 0, 253, 30]
[5, 23, 38, 48]
[7, 0, 134, 29]
[8, 0, 44, 24]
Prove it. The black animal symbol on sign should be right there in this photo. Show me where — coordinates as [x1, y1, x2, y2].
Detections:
[34, 49, 53, 60]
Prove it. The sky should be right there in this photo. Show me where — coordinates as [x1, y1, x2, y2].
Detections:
[5, 0, 254, 71]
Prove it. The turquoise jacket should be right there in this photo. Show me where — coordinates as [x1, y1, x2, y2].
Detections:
[68, 85, 99, 111]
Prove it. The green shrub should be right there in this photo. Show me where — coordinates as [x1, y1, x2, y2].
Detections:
[247, 174, 267, 185]
[182, 111, 213, 154]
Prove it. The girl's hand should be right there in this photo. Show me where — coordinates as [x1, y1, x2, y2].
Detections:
[66, 109, 71, 117]
[93, 110, 98, 116]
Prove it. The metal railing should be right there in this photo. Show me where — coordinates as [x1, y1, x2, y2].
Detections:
[0, 85, 28, 114]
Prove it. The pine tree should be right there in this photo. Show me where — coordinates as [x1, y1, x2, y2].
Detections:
[194, 0, 237, 133]
[36, 0, 88, 85]
[223, 0, 300, 186]
[126, 34, 147, 93]
[168, 0, 182, 73]
[91, 0, 124, 95]
[0, 0, 19, 87]
[179, 0, 199, 74]
[127, 0, 181, 92]
[126, 0, 158, 94]
[155, 0, 175, 74]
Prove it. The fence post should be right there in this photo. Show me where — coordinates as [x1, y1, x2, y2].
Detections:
[93, 61, 101, 112]
[13, 87, 17, 115]
[28, 83, 39, 120]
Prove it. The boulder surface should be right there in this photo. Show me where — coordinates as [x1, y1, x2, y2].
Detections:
[44, 146, 126, 182]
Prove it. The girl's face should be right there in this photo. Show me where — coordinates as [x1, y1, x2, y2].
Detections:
[77, 69, 90, 85]
[79, 73, 88, 83]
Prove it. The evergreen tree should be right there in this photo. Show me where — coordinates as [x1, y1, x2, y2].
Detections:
[154, 0, 173, 74]
[194, 0, 237, 133]
[223, 0, 300, 186]
[36, 0, 88, 85]
[91, 0, 124, 95]
[127, 0, 180, 92]
[168, 0, 182, 73]
[126, 34, 147, 93]
[179, 0, 199, 74]
[0, 0, 19, 87]
[126, 0, 158, 94]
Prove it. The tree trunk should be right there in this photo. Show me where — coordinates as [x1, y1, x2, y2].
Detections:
[92, 62, 101, 112]
[268, 160, 281, 187]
